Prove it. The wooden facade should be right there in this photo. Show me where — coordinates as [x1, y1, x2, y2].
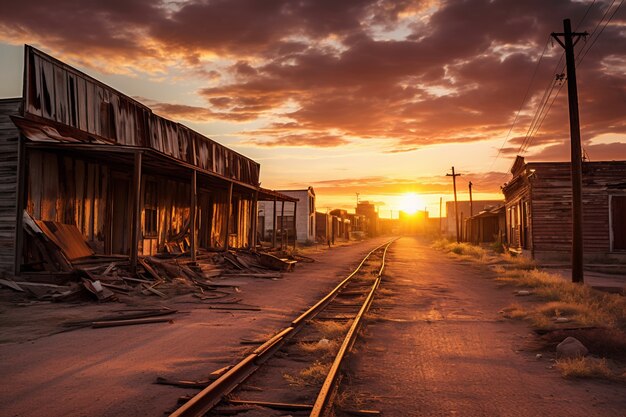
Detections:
[0, 46, 292, 275]
[0, 99, 22, 274]
[502, 156, 626, 261]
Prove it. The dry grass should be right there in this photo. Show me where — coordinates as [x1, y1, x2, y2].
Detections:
[283, 361, 330, 387]
[431, 239, 489, 261]
[555, 357, 613, 379]
[313, 320, 350, 339]
[297, 339, 338, 358]
[494, 268, 626, 330]
[500, 303, 529, 320]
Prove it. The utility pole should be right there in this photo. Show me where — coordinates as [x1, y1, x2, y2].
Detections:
[356, 192, 360, 206]
[446, 167, 461, 243]
[439, 196, 442, 235]
[552, 18, 587, 284]
[468, 181, 474, 217]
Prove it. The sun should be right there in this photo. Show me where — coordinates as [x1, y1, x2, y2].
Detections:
[398, 193, 424, 215]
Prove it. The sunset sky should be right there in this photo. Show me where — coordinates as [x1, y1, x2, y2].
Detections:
[0, 0, 625, 217]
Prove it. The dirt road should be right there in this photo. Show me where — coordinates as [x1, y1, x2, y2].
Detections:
[342, 237, 626, 417]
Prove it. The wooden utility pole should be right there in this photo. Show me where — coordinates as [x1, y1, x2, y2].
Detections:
[439, 197, 442, 235]
[446, 167, 461, 243]
[552, 18, 587, 284]
[468, 181, 474, 217]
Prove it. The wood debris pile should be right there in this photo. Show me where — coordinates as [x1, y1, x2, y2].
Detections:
[0, 212, 300, 304]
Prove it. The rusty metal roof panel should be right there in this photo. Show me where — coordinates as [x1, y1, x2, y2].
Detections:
[21, 45, 260, 186]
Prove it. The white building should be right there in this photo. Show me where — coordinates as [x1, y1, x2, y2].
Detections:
[258, 187, 316, 244]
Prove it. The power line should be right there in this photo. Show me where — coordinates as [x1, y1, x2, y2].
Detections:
[488, 36, 551, 171]
[524, 0, 624, 149]
[577, 0, 623, 66]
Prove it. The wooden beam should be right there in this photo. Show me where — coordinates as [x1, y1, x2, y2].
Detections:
[14, 136, 27, 275]
[130, 151, 142, 272]
[190, 170, 197, 261]
[272, 197, 277, 248]
[223, 182, 233, 251]
[250, 190, 258, 251]
[293, 201, 298, 249]
[280, 200, 285, 250]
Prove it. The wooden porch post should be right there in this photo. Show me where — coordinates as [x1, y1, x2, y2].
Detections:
[272, 197, 277, 248]
[250, 190, 258, 251]
[130, 151, 142, 273]
[190, 170, 197, 261]
[224, 182, 233, 251]
[280, 200, 285, 250]
[293, 200, 298, 249]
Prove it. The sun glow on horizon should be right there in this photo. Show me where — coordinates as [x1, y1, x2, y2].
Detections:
[398, 192, 425, 215]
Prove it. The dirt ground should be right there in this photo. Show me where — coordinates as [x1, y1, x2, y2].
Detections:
[0, 237, 389, 417]
[341, 237, 626, 417]
[2, 236, 625, 417]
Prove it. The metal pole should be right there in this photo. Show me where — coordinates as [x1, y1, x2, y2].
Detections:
[469, 181, 473, 217]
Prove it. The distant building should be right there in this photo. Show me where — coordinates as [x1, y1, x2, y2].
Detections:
[329, 209, 351, 242]
[464, 205, 506, 244]
[258, 187, 316, 244]
[445, 200, 503, 239]
[502, 156, 626, 261]
[356, 201, 379, 237]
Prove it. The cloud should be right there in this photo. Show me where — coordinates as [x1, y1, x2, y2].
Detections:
[0, 0, 624, 158]
[245, 134, 350, 148]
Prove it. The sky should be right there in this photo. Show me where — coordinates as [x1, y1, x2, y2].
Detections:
[0, 0, 625, 217]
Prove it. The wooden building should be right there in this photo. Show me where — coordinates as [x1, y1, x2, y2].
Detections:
[329, 209, 351, 242]
[0, 46, 293, 275]
[445, 199, 503, 239]
[463, 204, 505, 244]
[502, 156, 626, 261]
[257, 187, 315, 244]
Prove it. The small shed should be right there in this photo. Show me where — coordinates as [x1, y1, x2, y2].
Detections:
[464, 205, 505, 244]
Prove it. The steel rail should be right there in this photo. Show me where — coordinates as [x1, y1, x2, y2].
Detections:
[309, 240, 394, 417]
[169, 238, 396, 417]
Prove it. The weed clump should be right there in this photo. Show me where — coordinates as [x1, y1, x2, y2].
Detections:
[283, 361, 330, 386]
[555, 357, 613, 379]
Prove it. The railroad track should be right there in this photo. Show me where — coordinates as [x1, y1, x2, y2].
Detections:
[169, 238, 397, 417]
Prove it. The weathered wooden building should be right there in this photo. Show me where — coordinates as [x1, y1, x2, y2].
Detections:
[0, 46, 292, 275]
[502, 156, 626, 261]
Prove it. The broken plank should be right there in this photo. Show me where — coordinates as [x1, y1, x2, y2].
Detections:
[139, 258, 162, 281]
[91, 317, 173, 328]
[226, 399, 313, 411]
[206, 306, 261, 311]
[142, 283, 166, 298]
[155, 377, 213, 389]
[0, 278, 24, 292]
